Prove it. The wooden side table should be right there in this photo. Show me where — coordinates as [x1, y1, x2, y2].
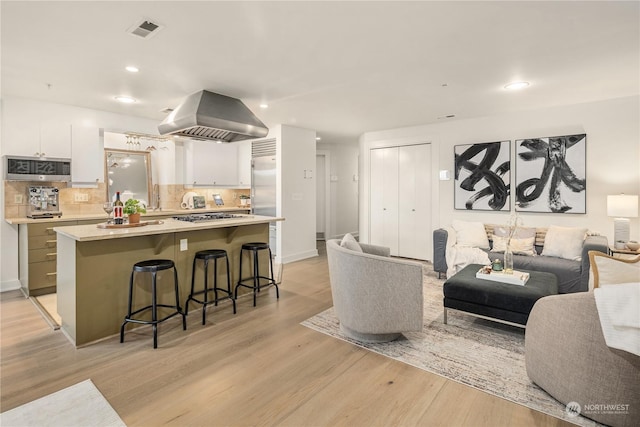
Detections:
[609, 246, 640, 259]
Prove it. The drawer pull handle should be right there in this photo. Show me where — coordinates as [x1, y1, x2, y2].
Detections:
[46, 240, 57, 244]
[46, 272, 57, 276]
[47, 253, 57, 257]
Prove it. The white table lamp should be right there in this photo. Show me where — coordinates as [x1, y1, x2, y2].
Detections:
[607, 194, 639, 248]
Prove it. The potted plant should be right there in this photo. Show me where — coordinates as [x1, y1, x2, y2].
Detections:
[239, 194, 251, 206]
[124, 199, 147, 224]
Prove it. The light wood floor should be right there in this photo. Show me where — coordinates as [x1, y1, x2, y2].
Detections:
[1, 243, 569, 426]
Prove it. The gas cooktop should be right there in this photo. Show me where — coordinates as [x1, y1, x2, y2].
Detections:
[172, 213, 244, 222]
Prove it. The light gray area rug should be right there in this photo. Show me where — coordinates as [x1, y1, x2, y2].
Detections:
[302, 267, 599, 427]
[0, 379, 126, 427]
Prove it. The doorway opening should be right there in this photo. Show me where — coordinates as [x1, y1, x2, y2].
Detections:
[316, 151, 331, 241]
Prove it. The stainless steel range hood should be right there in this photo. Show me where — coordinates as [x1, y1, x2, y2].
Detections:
[158, 90, 268, 142]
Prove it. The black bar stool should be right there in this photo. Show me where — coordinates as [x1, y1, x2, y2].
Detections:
[120, 259, 187, 348]
[235, 242, 279, 307]
[186, 249, 236, 325]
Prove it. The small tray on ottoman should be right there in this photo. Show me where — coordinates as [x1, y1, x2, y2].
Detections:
[476, 267, 530, 286]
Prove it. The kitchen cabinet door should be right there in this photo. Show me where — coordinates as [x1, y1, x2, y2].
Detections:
[189, 141, 239, 187]
[71, 126, 103, 186]
[398, 144, 431, 260]
[2, 117, 71, 158]
[40, 120, 72, 158]
[369, 146, 399, 255]
[237, 140, 252, 188]
[2, 99, 41, 156]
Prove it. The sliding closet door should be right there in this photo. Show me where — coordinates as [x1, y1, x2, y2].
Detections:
[370, 147, 399, 255]
[398, 144, 432, 260]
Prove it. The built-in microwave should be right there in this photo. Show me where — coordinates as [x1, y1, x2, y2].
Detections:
[4, 155, 72, 181]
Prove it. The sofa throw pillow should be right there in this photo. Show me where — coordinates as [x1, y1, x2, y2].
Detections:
[493, 226, 536, 239]
[340, 233, 363, 253]
[541, 226, 587, 261]
[589, 251, 640, 289]
[491, 235, 537, 256]
[451, 220, 489, 249]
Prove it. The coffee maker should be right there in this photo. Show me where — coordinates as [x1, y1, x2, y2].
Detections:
[28, 186, 62, 218]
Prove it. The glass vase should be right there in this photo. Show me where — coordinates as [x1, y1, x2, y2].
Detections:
[504, 246, 514, 274]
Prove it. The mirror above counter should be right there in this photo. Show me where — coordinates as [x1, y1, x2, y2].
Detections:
[104, 149, 152, 206]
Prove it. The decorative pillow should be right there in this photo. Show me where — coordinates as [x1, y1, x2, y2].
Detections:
[340, 233, 363, 253]
[491, 235, 537, 256]
[541, 226, 587, 261]
[493, 226, 536, 239]
[451, 220, 489, 249]
[589, 251, 640, 289]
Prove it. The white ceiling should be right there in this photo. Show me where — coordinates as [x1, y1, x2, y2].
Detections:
[2, 1, 638, 144]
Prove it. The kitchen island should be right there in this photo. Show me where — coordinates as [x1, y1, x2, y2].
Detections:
[54, 214, 283, 347]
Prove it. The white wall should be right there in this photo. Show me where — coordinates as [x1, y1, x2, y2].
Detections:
[1, 96, 162, 291]
[360, 96, 640, 252]
[317, 141, 359, 239]
[275, 125, 318, 263]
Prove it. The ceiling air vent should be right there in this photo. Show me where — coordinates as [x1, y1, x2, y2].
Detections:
[128, 19, 163, 39]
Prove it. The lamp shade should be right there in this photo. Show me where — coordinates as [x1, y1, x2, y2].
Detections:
[607, 194, 639, 218]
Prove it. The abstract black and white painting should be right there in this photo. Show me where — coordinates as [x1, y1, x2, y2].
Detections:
[515, 134, 586, 213]
[454, 141, 510, 211]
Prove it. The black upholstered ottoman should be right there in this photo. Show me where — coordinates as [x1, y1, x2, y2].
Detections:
[443, 264, 558, 327]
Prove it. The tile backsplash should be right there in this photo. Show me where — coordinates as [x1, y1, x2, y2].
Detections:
[4, 181, 250, 218]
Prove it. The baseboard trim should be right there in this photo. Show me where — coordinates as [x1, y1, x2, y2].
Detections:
[281, 249, 319, 264]
[1, 279, 21, 293]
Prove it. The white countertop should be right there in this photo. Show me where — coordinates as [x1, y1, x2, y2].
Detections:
[54, 214, 283, 242]
[4, 206, 251, 225]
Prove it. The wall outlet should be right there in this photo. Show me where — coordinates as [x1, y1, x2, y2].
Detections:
[180, 239, 188, 251]
[14, 194, 23, 204]
[74, 193, 89, 202]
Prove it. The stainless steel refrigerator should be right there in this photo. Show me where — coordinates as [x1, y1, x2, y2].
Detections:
[251, 155, 277, 256]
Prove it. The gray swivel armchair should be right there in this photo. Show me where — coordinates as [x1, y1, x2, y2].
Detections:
[525, 292, 640, 427]
[326, 238, 424, 343]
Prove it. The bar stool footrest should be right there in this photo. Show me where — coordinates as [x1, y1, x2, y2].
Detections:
[187, 292, 234, 307]
[124, 305, 185, 325]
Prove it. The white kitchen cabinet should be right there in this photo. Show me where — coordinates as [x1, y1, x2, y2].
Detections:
[39, 120, 72, 158]
[237, 140, 252, 188]
[2, 107, 71, 158]
[70, 125, 104, 186]
[186, 140, 239, 187]
[369, 143, 431, 259]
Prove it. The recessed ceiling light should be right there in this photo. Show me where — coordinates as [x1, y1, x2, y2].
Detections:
[125, 66, 139, 73]
[504, 81, 530, 90]
[316, 137, 321, 141]
[115, 96, 136, 103]
[260, 103, 269, 109]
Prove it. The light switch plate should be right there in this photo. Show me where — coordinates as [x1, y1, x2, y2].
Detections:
[180, 239, 188, 251]
[14, 194, 23, 204]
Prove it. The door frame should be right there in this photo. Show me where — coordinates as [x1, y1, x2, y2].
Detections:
[316, 150, 331, 240]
